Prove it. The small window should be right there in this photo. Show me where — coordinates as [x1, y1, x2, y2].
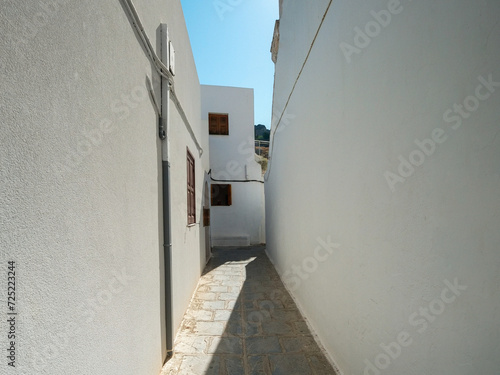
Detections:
[209, 113, 229, 135]
[203, 208, 210, 227]
[211, 184, 232, 206]
[187, 149, 196, 224]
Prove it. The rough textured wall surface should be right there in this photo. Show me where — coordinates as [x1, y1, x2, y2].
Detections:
[266, 1, 500, 374]
[162, 0, 209, 341]
[0, 0, 204, 373]
[202, 85, 266, 246]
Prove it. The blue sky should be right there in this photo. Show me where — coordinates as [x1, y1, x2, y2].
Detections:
[180, 0, 279, 128]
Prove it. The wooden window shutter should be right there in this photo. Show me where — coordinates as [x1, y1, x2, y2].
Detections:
[187, 149, 196, 224]
[227, 184, 232, 205]
[209, 115, 219, 134]
[208, 113, 229, 135]
[219, 115, 228, 135]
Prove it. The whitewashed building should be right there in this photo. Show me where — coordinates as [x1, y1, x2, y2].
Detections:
[201, 85, 266, 247]
[266, 1, 500, 374]
[0, 1, 209, 374]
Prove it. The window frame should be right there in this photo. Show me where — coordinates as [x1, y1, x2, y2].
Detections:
[187, 148, 196, 225]
[208, 113, 229, 135]
[211, 184, 232, 206]
[203, 208, 210, 227]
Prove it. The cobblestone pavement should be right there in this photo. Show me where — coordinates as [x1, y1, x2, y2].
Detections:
[160, 246, 338, 375]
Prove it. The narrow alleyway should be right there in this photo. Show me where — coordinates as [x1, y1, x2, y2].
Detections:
[161, 246, 337, 375]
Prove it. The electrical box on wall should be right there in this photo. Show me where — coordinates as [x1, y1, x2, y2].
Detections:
[161, 23, 174, 76]
[169, 41, 175, 76]
[161, 24, 170, 69]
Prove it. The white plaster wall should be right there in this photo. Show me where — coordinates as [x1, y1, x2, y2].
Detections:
[211, 182, 265, 246]
[201, 85, 265, 245]
[0, 0, 204, 373]
[162, 0, 210, 341]
[266, 1, 500, 374]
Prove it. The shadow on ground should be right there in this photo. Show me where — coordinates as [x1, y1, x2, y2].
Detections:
[161, 246, 337, 375]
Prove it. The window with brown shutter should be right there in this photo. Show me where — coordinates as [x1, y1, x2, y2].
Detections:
[211, 184, 232, 206]
[208, 113, 229, 135]
[187, 149, 196, 224]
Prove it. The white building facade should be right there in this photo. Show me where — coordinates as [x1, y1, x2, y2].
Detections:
[201, 85, 266, 247]
[0, 1, 209, 374]
[266, 1, 500, 374]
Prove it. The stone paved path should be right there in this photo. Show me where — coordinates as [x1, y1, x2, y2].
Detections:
[160, 246, 338, 375]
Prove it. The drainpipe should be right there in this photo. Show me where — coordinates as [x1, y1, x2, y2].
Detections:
[160, 23, 173, 359]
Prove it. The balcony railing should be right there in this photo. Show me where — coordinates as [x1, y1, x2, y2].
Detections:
[255, 140, 270, 158]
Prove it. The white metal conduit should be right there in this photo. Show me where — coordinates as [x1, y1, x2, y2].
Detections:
[121, 0, 204, 155]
